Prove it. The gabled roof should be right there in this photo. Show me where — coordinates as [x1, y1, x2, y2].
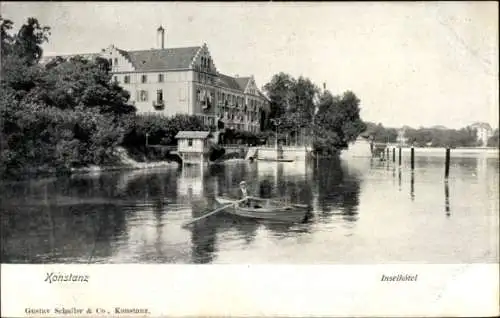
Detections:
[217, 73, 243, 91]
[234, 77, 251, 91]
[175, 131, 212, 139]
[117, 46, 201, 71]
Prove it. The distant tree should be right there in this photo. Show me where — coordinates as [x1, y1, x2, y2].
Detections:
[2, 17, 50, 66]
[403, 126, 479, 148]
[363, 122, 398, 143]
[0, 16, 14, 63]
[487, 129, 499, 147]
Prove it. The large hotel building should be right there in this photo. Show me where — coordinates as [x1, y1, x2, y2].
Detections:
[43, 26, 270, 133]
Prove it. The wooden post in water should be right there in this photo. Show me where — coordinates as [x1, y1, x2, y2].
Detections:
[398, 147, 402, 166]
[445, 148, 450, 179]
[410, 147, 415, 170]
[392, 148, 395, 163]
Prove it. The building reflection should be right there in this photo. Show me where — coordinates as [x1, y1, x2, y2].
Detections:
[177, 165, 204, 203]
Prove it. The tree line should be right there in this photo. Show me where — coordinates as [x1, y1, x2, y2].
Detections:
[364, 122, 499, 148]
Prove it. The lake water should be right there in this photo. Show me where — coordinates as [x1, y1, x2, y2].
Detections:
[1, 153, 498, 264]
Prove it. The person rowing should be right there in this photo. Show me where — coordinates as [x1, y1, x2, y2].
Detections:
[238, 181, 251, 207]
[238, 181, 262, 209]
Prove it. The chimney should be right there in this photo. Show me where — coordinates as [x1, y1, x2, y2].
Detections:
[157, 26, 165, 49]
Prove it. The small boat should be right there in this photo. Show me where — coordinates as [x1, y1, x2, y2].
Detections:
[215, 196, 310, 223]
[257, 158, 295, 162]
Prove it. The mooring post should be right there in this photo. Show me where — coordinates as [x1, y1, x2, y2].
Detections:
[398, 147, 402, 166]
[410, 147, 415, 170]
[445, 148, 450, 179]
[392, 148, 395, 163]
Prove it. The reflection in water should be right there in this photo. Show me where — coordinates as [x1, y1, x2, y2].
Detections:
[445, 181, 450, 217]
[1, 152, 498, 264]
[190, 216, 217, 264]
[410, 171, 415, 201]
[398, 168, 402, 192]
[313, 157, 361, 222]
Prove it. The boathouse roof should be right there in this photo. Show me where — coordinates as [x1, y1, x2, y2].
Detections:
[175, 131, 212, 139]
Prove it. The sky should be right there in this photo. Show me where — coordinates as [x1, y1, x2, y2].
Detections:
[2, 1, 498, 129]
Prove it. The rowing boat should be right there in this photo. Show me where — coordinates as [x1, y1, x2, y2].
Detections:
[215, 196, 310, 223]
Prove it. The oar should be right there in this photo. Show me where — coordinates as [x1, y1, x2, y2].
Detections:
[181, 198, 247, 228]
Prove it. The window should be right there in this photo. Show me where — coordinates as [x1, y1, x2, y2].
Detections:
[124, 75, 130, 84]
[188, 139, 193, 147]
[196, 89, 200, 101]
[156, 89, 163, 103]
[138, 90, 148, 102]
[114, 58, 118, 66]
[113, 76, 118, 83]
[158, 74, 164, 83]
[141, 75, 147, 83]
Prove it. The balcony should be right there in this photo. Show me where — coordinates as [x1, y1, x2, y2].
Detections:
[153, 100, 165, 111]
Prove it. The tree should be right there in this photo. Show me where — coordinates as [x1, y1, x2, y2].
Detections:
[263, 72, 296, 122]
[487, 129, 499, 147]
[0, 17, 138, 177]
[0, 16, 14, 63]
[263, 73, 320, 142]
[363, 122, 398, 143]
[12, 17, 50, 65]
[312, 90, 366, 153]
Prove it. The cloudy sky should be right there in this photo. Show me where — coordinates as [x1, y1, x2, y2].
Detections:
[2, 2, 498, 129]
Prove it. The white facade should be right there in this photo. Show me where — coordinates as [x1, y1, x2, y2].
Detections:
[98, 32, 270, 132]
[470, 123, 493, 147]
[41, 27, 270, 133]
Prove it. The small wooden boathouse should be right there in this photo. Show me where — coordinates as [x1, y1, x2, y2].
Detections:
[175, 131, 213, 165]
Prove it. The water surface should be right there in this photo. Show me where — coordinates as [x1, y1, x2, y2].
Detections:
[1, 153, 498, 264]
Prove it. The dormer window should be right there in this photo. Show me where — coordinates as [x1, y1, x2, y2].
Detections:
[158, 74, 164, 83]
[141, 75, 147, 83]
